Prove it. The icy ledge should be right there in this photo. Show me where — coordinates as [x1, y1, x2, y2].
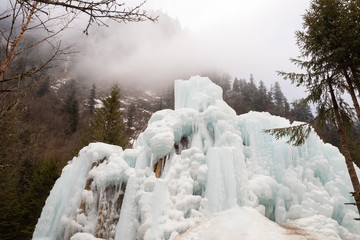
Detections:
[33, 76, 360, 240]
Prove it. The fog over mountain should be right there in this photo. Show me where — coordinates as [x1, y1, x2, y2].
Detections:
[71, 11, 220, 90]
[68, 2, 309, 100]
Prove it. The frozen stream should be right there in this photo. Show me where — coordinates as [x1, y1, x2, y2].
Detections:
[33, 76, 360, 240]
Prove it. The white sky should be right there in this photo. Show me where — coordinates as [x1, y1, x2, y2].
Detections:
[144, 0, 311, 101]
[70, 0, 312, 102]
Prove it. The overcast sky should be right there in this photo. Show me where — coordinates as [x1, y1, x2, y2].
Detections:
[74, 0, 311, 101]
[145, 0, 311, 100]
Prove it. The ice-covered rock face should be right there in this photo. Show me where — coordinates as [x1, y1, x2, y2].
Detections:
[174, 76, 223, 111]
[33, 76, 360, 240]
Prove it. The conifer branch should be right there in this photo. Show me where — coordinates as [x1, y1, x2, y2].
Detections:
[264, 123, 312, 146]
[263, 107, 334, 146]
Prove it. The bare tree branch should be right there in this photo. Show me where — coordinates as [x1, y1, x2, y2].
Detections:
[14, 14, 76, 57]
[0, 0, 156, 119]
[0, 15, 11, 20]
[0, 2, 39, 80]
[19, 0, 157, 34]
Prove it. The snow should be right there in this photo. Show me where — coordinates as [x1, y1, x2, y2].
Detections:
[33, 76, 360, 240]
[32, 143, 123, 240]
[70, 232, 104, 240]
[177, 207, 321, 240]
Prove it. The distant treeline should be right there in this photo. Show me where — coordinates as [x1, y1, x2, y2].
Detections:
[204, 72, 360, 157]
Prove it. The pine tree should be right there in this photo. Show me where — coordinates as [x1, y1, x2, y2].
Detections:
[89, 84, 96, 115]
[267, 85, 273, 102]
[273, 0, 360, 215]
[85, 85, 126, 147]
[273, 82, 285, 107]
[296, 0, 360, 120]
[20, 157, 60, 238]
[232, 78, 240, 92]
[241, 75, 258, 104]
[220, 73, 232, 94]
[36, 78, 50, 97]
[61, 79, 79, 134]
[284, 97, 290, 115]
[256, 80, 268, 111]
[127, 103, 136, 132]
[291, 99, 314, 122]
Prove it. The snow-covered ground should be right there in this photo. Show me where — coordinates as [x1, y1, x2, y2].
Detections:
[177, 207, 323, 240]
[33, 76, 360, 240]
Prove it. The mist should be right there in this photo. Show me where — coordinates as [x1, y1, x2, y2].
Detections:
[67, 0, 310, 101]
[71, 11, 221, 90]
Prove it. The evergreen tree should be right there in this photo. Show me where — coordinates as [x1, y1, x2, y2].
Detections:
[295, 0, 360, 120]
[238, 78, 247, 92]
[273, 81, 285, 107]
[241, 75, 258, 104]
[61, 79, 79, 134]
[284, 97, 290, 115]
[256, 80, 268, 111]
[232, 78, 240, 92]
[20, 157, 60, 238]
[89, 84, 96, 114]
[273, 0, 360, 215]
[0, 106, 60, 239]
[267, 85, 274, 102]
[291, 99, 314, 122]
[85, 85, 126, 146]
[217, 73, 232, 94]
[36, 78, 50, 97]
[127, 103, 136, 132]
[258, 80, 267, 98]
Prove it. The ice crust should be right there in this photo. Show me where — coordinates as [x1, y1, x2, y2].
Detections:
[33, 76, 360, 240]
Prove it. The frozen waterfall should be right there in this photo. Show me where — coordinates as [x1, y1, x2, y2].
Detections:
[33, 76, 360, 240]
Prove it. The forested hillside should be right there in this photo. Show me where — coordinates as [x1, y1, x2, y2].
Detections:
[0, 58, 167, 238]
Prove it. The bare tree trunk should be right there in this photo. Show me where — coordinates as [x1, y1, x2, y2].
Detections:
[328, 80, 360, 216]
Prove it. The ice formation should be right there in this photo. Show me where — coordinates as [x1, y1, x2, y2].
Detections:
[33, 76, 360, 240]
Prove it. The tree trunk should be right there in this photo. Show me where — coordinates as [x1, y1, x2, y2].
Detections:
[0, 3, 38, 82]
[350, 65, 360, 96]
[328, 80, 360, 216]
[343, 69, 360, 121]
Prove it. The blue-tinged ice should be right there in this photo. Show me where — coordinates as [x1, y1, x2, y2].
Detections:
[32, 143, 124, 240]
[33, 76, 360, 240]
